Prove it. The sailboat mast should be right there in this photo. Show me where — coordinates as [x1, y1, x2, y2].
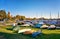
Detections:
[50, 12, 51, 19]
[58, 11, 59, 19]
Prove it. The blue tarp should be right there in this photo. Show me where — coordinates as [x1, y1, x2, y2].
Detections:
[34, 24, 42, 28]
[32, 32, 41, 37]
[48, 21, 57, 24]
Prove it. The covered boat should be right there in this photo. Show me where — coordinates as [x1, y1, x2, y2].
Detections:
[34, 21, 44, 28]
[48, 25, 56, 29]
[41, 25, 48, 29]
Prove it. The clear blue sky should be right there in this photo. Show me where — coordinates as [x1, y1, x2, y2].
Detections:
[0, 0, 60, 18]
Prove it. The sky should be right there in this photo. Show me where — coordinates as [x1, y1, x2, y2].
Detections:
[0, 0, 60, 18]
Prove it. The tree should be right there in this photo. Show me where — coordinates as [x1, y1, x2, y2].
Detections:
[15, 15, 21, 20]
[15, 15, 26, 20]
[26, 18, 32, 20]
[0, 10, 7, 20]
[32, 17, 36, 20]
[20, 16, 25, 20]
[7, 12, 12, 19]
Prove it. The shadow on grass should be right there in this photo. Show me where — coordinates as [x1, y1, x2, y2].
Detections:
[0, 32, 60, 39]
[6, 28, 13, 30]
[0, 32, 42, 39]
[40, 33, 60, 39]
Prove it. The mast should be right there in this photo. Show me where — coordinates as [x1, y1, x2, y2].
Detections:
[50, 11, 52, 19]
[41, 12, 43, 21]
[57, 11, 59, 25]
[58, 11, 59, 19]
[41, 12, 42, 18]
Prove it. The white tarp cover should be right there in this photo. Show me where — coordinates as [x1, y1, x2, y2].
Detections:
[18, 29, 31, 33]
[41, 25, 48, 28]
[12, 23, 16, 26]
[48, 25, 56, 28]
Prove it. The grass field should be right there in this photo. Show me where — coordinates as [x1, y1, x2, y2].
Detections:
[0, 26, 60, 39]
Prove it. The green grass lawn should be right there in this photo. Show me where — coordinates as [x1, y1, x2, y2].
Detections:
[0, 26, 60, 39]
